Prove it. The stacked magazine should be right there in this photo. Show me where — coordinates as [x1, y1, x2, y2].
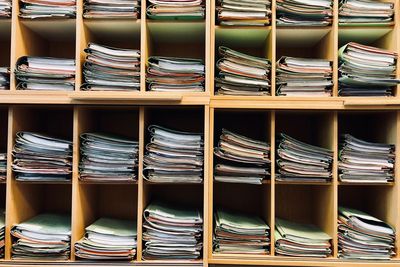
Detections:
[19, 0, 76, 18]
[83, 0, 140, 18]
[0, 153, 5, 181]
[146, 0, 204, 19]
[216, 0, 271, 26]
[0, 0, 11, 17]
[339, 0, 395, 26]
[0, 67, 10, 90]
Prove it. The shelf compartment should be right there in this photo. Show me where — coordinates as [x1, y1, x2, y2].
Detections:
[0, 19, 11, 70]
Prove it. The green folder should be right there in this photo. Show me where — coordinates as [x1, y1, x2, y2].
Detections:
[86, 217, 137, 237]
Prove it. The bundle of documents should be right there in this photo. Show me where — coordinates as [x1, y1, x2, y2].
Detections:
[143, 125, 203, 183]
[15, 56, 75, 91]
[214, 129, 270, 184]
[142, 201, 203, 260]
[79, 133, 139, 182]
[0, 209, 4, 258]
[147, 0, 205, 20]
[82, 43, 140, 91]
[75, 217, 137, 260]
[11, 213, 71, 260]
[275, 218, 332, 257]
[146, 56, 205, 92]
[0, 67, 10, 90]
[19, 0, 76, 18]
[214, 209, 270, 254]
[338, 42, 400, 96]
[276, 133, 333, 183]
[276, 57, 333, 96]
[0, 153, 6, 181]
[215, 46, 271, 96]
[83, 0, 140, 18]
[12, 132, 72, 182]
[276, 0, 333, 26]
[339, 0, 394, 26]
[0, 0, 11, 17]
[216, 0, 271, 26]
[339, 134, 395, 183]
[338, 206, 395, 260]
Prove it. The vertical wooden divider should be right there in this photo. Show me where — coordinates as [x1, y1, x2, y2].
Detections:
[136, 106, 145, 261]
[4, 106, 13, 260]
[140, 0, 147, 92]
[396, 111, 400, 257]
[207, 107, 214, 259]
[269, 110, 275, 255]
[332, 111, 338, 257]
[203, 104, 210, 265]
[270, 0, 276, 97]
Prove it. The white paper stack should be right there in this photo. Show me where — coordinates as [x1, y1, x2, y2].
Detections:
[216, 0, 271, 26]
[83, 0, 140, 18]
[0, 209, 4, 258]
[0, 67, 10, 90]
[146, 0, 205, 19]
[0, 153, 5, 181]
[19, 0, 76, 18]
[339, 0, 394, 26]
[0, 0, 11, 17]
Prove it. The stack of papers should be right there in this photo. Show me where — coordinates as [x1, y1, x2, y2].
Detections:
[75, 217, 137, 260]
[0, 209, 4, 258]
[275, 218, 332, 257]
[0, 67, 10, 90]
[79, 133, 139, 182]
[276, 0, 333, 26]
[143, 125, 203, 183]
[11, 213, 71, 260]
[142, 201, 203, 260]
[19, 0, 76, 18]
[0, 0, 11, 17]
[338, 206, 395, 260]
[83, 0, 140, 18]
[146, 0, 205, 20]
[214, 209, 270, 254]
[338, 42, 400, 96]
[15, 56, 75, 91]
[276, 133, 333, 183]
[213, 129, 270, 184]
[146, 56, 205, 92]
[215, 46, 271, 96]
[216, 0, 271, 26]
[339, 0, 394, 26]
[0, 153, 6, 181]
[12, 132, 72, 182]
[276, 57, 333, 97]
[339, 134, 395, 183]
[82, 43, 140, 91]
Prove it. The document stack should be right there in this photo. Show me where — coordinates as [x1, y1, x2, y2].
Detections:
[0, 153, 5, 181]
[338, 42, 400, 96]
[339, 0, 394, 26]
[19, 0, 76, 18]
[142, 201, 203, 260]
[276, 133, 333, 183]
[215, 46, 271, 96]
[214, 129, 270, 184]
[83, 0, 140, 18]
[146, 57, 205, 92]
[143, 125, 203, 183]
[0, 0, 11, 17]
[276, 0, 333, 26]
[0, 67, 10, 90]
[11, 213, 71, 260]
[338, 134, 395, 183]
[146, 0, 204, 19]
[15, 57, 75, 91]
[276, 57, 333, 96]
[213, 209, 270, 254]
[216, 0, 271, 26]
[75, 217, 137, 260]
[79, 133, 139, 182]
[82, 43, 140, 91]
[338, 206, 395, 260]
[0, 209, 4, 258]
[275, 218, 332, 258]
[12, 132, 73, 182]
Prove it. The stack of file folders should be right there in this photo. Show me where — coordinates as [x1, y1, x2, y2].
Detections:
[338, 206, 395, 260]
[339, 134, 395, 183]
[82, 43, 140, 91]
[215, 46, 271, 96]
[19, 0, 76, 18]
[75, 217, 137, 260]
[11, 213, 71, 260]
[276, 133, 333, 183]
[12, 132, 72, 182]
[146, 57, 205, 92]
[144, 125, 203, 183]
[338, 42, 400, 96]
[0, 67, 10, 90]
[83, 0, 140, 18]
[214, 129, 270, 184]
[275, 218, 332, 257]
[276, 0, 332, 26]
[214, 209, 270, 254]
[0, 210, 4, 258]
[79, 133, 139, 182]
[0, 0, 11, 17]
[276, 57, 333, 96]
[146, 0, 204, 19]
[216, 0, 271, 26]
[142, 201, 203, 260]
[15, 56, 75, 91]
[339, 0, 394, 26]
[0, 153, 5, 181]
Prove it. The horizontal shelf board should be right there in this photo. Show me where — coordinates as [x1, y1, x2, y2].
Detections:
[20, 19, 76, 42]
[338, 181, 395, 186]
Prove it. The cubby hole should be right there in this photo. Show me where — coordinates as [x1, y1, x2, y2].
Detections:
[0, 20, 11, 81]
[0, 107, 7, 163]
